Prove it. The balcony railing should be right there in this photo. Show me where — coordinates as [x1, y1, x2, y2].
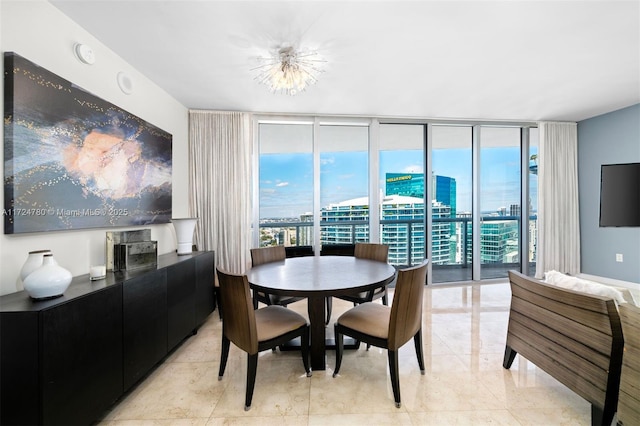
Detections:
[258, 214, 537, 281]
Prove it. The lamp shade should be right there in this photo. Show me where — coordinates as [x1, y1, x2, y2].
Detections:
[171, 218, 198, 255]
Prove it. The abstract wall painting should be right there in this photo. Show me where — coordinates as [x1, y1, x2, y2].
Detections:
[3, 52, 172, 234]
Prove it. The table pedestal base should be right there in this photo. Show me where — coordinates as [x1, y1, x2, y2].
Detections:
[279, 337, 361, 351]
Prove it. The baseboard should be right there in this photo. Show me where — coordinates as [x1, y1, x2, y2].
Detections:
[578, 273, 640, 290]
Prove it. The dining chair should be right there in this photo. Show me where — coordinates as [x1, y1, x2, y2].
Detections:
[319, 243, 355, 256]
[332, 259, 429, 408]
[285, 245, 314, 258]
[325, 242, 390, 324]
[216, 268, 311, 411]
[250, 246, 305, 309]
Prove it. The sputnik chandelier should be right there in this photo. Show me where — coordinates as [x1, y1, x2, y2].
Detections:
[253, 46, 325, 96]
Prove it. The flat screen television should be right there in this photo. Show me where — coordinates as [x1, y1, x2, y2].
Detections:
[599, 162, 640, 227]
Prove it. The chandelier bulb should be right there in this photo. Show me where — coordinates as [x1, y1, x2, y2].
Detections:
[253, 46, 325, 96]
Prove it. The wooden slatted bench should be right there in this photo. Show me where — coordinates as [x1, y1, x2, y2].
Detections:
[617, 303, 640, 426]
[503, 270, 624, 426]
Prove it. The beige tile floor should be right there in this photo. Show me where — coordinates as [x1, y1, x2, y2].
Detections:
[98, 281, 598, 425]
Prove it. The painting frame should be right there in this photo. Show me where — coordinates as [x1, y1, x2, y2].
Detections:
[3, 52, 172, 234]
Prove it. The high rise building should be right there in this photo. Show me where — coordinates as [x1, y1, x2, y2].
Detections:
[433, 174, 457, 218]
[380, 195, 426, 266]
[320, 197, 370, 244]
[299, 212, 314, 246]
[313, 172, 526, 271]
[320, 193, 455, 266]
[385, 173, 424, 198]
[384, 173, 457, 219]
[465, 220, 519, 264]
[383, 172, 456, 265]
[429, 201, 452, 265]
[320, 194, 426, 265]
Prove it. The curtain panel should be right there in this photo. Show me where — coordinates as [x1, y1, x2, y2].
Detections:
[188, 110, 252, 273]
[536, 121, 580, 278]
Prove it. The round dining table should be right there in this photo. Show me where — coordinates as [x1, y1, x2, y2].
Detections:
[246, 255, 397, 371]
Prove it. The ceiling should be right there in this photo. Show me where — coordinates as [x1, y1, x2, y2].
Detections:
[50, 0, 640, 122]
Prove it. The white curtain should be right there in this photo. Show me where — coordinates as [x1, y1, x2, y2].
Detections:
[536, 121, 580, 278]
[188, 110, 252, 274]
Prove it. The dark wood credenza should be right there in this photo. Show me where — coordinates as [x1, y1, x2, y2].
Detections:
[0, 251, 215, 426]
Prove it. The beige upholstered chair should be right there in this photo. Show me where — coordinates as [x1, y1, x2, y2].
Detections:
[333, 259, 429, 408]
[618, 303, 640, 426]
[250, 246, 305, 308]
[325, 243, 390, 324]
[216, 268, 311, 411]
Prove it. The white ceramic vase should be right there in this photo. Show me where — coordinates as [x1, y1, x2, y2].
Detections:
[23, 254, 72, 300]
[20, 250, 57, 282]
[171, 218, 198, 255]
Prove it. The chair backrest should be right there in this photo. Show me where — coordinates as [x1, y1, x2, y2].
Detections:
[354, 243, 389, 263]
[250, 245, 286, 267]
[388, 259, 429, 350]
[285, 245, 314, 258]
[216, 268, 258, 354]
[320, 244, 355, 257]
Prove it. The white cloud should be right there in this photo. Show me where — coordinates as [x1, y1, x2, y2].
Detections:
[320, 157, 335, 166]
[276, 182, 289, 187]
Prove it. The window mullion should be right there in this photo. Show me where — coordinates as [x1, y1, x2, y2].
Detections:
[369, 119, 380, 243]
[313, 118, 321, 255]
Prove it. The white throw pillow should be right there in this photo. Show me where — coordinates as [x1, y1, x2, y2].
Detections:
[544, 270, 627, 304]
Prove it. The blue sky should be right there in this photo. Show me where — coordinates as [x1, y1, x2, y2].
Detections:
[259, 147, 537, 218]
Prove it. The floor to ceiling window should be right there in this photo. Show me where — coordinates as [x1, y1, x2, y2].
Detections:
[379, 124, 425, 267]
[430, 125, 473, 282]
[255, 116, 536, 284]
[319, 124, 369, 245]
[257, 122, 313, 247]
[478, 126, 522, 279]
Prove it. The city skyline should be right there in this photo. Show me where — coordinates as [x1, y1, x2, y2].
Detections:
[259, 146, 537, 219]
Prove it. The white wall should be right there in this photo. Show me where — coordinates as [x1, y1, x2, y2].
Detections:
[0, 1, 190, 295]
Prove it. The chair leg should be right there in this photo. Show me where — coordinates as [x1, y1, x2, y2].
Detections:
[382, 287, 389, 306]
[413, 329, 425, 374]
[388, 349, 401, 408]
[218, 335, 230, 379]
[245, 353, 258, 411]
[252, 291, 259, 310]
[301, 326, 312, 377]
[333, 325, 344, 377]
[215, 288, 223, 319]
[325, 297, 332, 325]
[503, 345, 517, 369]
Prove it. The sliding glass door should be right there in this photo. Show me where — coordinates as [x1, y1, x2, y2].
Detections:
[431, 125, 473, 282]
[319, 124, 370, 246]
[379, 124, 425, 266]
[257, 122, 313, 247]
[478, 126, 521, 279]
[255, 116, 537, 284]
